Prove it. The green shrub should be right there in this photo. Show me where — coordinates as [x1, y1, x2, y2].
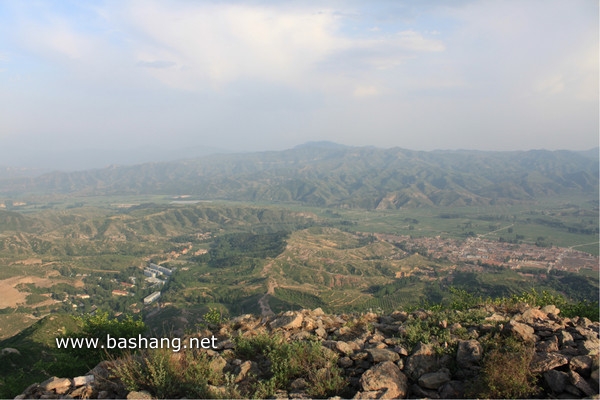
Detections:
[234, 334, 346, 398]
[448, 287, 484, 311]
[468, 335, 539, 399]
[60, 312, 146, 367]
[203, 307, 225, 325]
[506, 288, 599, 321]
[111, 349, 218, 399]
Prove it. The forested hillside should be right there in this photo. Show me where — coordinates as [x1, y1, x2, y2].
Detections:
[1, 144, 597, 209]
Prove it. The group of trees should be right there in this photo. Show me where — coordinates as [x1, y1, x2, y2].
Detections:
[206, 231, 289, 268]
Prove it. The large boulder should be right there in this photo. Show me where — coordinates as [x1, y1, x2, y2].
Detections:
[503, 320, 535, 342]
[456, 340, 483, 369]
[418, 369, 451, 390]
[517, 308, 547, 324]
[40, 377, 72, 393]
[404, 343, 441, 381]
[544, 370, 569, 394]
[366, 348, 400, 363]
[360, 361, 408, 399]
[530, 352, 569, 373]
[269, 311, 304, 330]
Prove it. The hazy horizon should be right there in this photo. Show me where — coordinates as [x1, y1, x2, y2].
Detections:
[1, 0, 598, 170]
[0, 140, 598, 173]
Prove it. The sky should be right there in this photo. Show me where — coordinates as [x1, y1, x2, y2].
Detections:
[0, 0, 598, 169]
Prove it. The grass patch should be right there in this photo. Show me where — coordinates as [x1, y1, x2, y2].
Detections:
[467, 335, 539, 399]
[234, 333, 346, 398]
[110, 349, 221, 399]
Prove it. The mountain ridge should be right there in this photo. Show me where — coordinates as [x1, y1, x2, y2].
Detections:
[1, 144, 597, 209]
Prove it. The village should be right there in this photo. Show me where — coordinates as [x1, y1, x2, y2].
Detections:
[375, 233, 599, 273]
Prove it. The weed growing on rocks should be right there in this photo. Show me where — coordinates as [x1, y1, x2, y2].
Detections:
[110, 349, 218, 399]
[233, 333, 346, 398]
[467, 334, 539, 399]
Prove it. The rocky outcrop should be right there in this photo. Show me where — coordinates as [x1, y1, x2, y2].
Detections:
[15, 305, 600, 399]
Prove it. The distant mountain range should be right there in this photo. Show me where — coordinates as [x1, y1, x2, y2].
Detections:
[1, 143, 598, 209]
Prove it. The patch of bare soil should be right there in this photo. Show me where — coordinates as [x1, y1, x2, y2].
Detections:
[0, 275, 82, 308]
[0, 313, 39, 340]
[0, 277, 33, 308]
[11, 258, 43, 265]
[258, 260, 278, 316]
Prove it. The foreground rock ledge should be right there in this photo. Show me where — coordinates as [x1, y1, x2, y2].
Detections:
[14, 305, 600, 399]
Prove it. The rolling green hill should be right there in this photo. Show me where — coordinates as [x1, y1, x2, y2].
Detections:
[1, 144, 597, 209]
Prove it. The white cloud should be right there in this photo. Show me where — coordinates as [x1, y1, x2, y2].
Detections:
[121, 2, 447, 93]
[19, 16, 90, 60]
[126, 2, 349, 89]
[1, 1, 595, 154]
[353, 84, 380, 98]
[534, 74, 565, 95]
[393, 30, 444, 52]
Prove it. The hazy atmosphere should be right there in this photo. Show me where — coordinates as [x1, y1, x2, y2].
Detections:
[0, 0, 598, 169]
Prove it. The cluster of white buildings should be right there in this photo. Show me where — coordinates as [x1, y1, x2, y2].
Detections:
[141, 263, 176, 305]
[143, 291, 161, 305]
[144, 263, 173, 278]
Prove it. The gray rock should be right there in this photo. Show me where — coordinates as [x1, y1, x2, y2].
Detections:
[309, 307, 324, 317]
[396, 358, 404, 370]
[544, 369, 569, 394]
[390, 311, 408, 322]
[353, 390, 386, 399]
[438, 380, 465, 399]
[351, 351, 369, 361]
[557, 330, 576, 348]
[590, 368, 599, 388]
[335, 341, 354, 356]
[395, 346, 409, 356]
[410, 383, 440, 399]
[578, 337, 600, 356]
[72, 375, 94, 387]
[234, 360, 258, 383]
[417, 369, 451, 390]
[563, 384, 583, 397]
[366, 348, 399, 363]
[22, 383, 41, 397]
[570, 355, 593, 377]
[530, 352, 569, 373]
[404, 342, 440, 381]
[291, 330, 312, 341]
[360, 361, 408, 399]
[536, 335, 559, 352]
[88, 361, 112, 380]
[209, 355, 227, 374]
[449, 322, 462, 333]
[315, 327, 327, 338]
[412, 310, 429, 320]
[338, 356, 353, 368]
[541, 305, 560, 315]
[503, 320, 536, 342]
[126, 391, 152, 399]
[70, 385, 93, 398]
[1, 347, 21, 356]
[570, 370, 597, 396]
[40, 377, 72, 392]
[456, 340, 483, 369]
[270, 311, 304, 330]
[518, 308, 548, 324]
[289, 378, 308, 391]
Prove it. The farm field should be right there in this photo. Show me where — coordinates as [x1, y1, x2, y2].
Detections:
[0, 196, 596, 338]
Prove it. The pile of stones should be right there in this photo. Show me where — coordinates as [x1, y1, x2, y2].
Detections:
[15, 304, 600, 399]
